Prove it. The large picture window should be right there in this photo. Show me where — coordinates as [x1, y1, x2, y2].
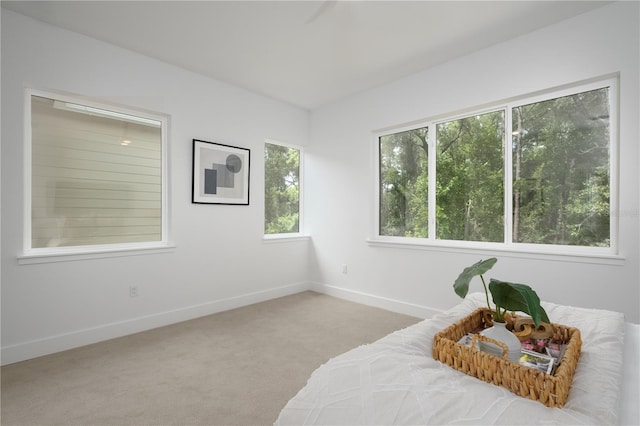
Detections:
[376, 78, 615, 254]
[24, 90, 169, 258]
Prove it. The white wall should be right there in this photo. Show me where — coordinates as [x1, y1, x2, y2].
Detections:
[307, 2, 640, 323]
[1, 10, 311, 364]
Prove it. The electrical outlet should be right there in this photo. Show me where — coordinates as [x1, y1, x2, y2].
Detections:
[341, 264, 348, 274]
[129, 285, 139, 298]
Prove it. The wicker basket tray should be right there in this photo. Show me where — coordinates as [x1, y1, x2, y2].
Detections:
[433, 307, 582, 408]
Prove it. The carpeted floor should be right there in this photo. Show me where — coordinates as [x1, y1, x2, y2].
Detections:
[1, 291, 421, 426]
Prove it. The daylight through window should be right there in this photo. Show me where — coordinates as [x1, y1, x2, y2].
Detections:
[264, 141, 301, 235]
[379, 127, 428, 238]
[377, 79, 614, 252]
[436, 110, 505, 242]
[27, 91, 168, 254]
[511, 88, 610, 247]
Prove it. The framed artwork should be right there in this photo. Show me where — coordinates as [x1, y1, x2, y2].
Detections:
[192, 139, 250, 205]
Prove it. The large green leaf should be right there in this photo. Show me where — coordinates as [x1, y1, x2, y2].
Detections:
[453, 258, 497, 298]
[489, 279, 550, 327]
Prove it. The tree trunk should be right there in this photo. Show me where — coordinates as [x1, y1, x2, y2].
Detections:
[513, 108, 523, 242]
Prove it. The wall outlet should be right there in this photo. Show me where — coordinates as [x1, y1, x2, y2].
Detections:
[129, 285, 139, 298]
[341, 264, 348, 274]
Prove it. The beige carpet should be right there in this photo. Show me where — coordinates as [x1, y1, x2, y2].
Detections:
[1, 291, 421, 426]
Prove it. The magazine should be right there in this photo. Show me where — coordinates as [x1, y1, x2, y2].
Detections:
[458, 333, 475, 347]
[519, 349, 555, 374]
[457, 333, 474, 347]
[458, 334, 559, 375]
[519, 338, 567, 374]
[545, 341, 567, 360]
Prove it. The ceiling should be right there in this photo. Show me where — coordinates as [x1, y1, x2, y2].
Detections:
[2, 1, 610, 110]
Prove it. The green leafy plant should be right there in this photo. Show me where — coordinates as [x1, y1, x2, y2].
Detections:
[453, 258, 550, 327]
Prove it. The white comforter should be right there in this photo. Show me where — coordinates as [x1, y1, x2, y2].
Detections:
[276, 293, 631, 425]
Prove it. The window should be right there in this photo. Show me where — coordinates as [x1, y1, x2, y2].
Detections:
[264, 141, 301, 235]
[511, 88, 611, 247]
[24, 90, 169, 258]
[379, 127, 428, 238]
[376, 78, 615, 254]
[436, 111, 505, 242]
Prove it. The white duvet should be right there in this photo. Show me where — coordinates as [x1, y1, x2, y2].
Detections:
[275, 293, 627, 425]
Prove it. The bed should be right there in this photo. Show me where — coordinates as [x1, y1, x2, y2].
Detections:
[276, 293, 640, 425]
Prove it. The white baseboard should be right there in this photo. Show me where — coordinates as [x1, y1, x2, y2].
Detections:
[1, 282, 312, 366]
[310, 282, 441, 319]
[2, 282, 438, 365]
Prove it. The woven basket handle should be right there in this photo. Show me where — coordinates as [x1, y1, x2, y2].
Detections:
[471, 334, 510, 360]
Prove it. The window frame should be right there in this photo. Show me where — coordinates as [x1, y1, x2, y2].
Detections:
[371, 76, 620, 262]
[263, 139, 306, 241]
[20, 88, 173, 264]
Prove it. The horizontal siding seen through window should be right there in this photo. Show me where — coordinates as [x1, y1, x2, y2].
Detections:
[30, 95, 163, 249]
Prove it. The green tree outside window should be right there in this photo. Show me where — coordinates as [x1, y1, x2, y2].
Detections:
[265, 142, 300, 234]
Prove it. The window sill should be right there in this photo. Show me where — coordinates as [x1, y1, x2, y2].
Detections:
[366, 238, 625, 266]
[18, 244, 176, 265]
[263, 234, 311, 243]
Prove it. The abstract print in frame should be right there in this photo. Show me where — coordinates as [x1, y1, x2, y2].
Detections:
[192, 139, 250, 205]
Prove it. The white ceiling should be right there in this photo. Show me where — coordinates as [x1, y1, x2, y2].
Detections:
[2, 1, 610, 110]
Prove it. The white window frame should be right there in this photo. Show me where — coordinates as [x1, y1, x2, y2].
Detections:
[19, 88, 173, 264]
[263, 139, 307, 241]
[371, 76, 621, 264]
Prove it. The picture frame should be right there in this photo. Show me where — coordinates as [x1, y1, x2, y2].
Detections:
[192, 139, 250, 205]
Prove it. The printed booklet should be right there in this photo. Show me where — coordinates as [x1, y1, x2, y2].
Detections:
[457, 334, 558, 374]
[519, 349, 555, 374]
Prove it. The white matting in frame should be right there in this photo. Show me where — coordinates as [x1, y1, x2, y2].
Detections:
[192, 139, 250, 205]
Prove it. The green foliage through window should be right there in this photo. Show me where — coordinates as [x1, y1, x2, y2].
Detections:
[265, 142, 300, 234]
[379, 128, 428, 237]
[378, 82, 612, 249]
[436, 111, 504, 242]
[512, 88, 610, 247]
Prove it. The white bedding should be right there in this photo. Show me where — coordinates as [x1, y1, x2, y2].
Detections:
[276, 293, 639, 425]
[621, 321, 639, 425]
